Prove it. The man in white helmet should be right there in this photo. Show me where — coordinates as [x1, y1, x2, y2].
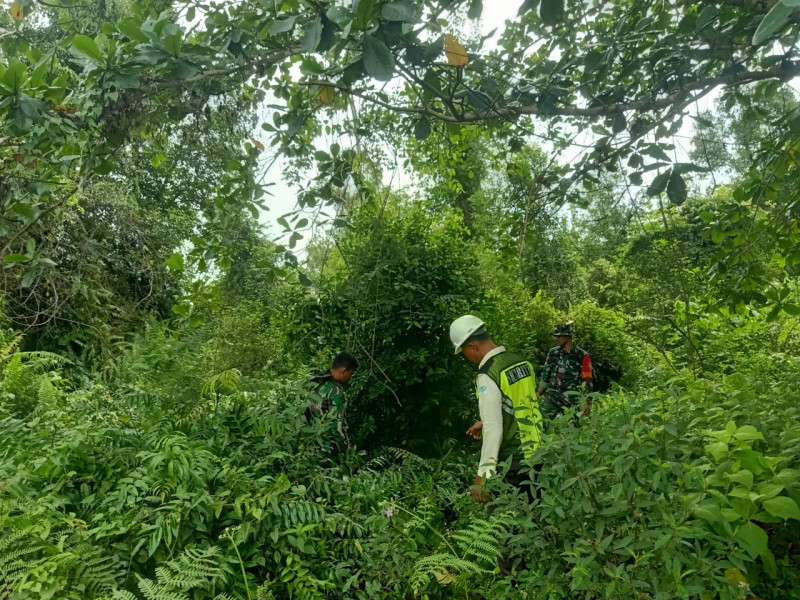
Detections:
[449, 315, 542, 503]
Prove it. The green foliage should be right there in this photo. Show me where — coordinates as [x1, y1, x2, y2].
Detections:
[308, 198, 480, 452]
[3, 326, 800, 599]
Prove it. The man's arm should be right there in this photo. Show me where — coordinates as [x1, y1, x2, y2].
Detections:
[476, 375, 502, 477]
[472, 374, 503, 503]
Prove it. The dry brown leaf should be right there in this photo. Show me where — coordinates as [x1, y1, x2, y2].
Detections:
[434, 571, 454, 585]
[10, 0, 24, 20]
[444, 34, 469, 67]
[250, 138, 265, 151]
[318, 85, 336, 105]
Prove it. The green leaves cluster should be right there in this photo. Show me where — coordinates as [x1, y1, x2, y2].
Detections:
[3, 313, 800, 599]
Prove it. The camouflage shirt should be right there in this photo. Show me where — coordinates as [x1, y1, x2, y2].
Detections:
[306, 372, 347, 444]
[539, 345, 593, 419]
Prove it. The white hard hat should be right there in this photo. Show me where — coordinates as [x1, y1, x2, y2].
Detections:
[449, 315, 485, 354]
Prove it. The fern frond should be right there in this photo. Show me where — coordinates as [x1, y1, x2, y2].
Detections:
[0, 333, 22, 364]
[410, 553, 488, 593]
[37, 376, 57, 407]
[176, 398, 215, 427]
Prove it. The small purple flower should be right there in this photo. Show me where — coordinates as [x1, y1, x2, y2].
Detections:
[385, 509, 394, 518]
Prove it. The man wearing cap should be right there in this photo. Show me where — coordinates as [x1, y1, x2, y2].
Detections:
[536, 321, 593, 420]
[449, 315, 543, 503]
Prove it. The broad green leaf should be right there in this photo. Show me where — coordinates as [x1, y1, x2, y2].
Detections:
[11, 202, 35, 220]
[667, 170, 687, 205]
[727, 470, 754, 490]
[693, 503, 722, 522]
[739, 450, 767, 474]
[468, 0, 483, 19]
[696, 5, 718, 29]
[118, 18, 148, 42]
[643, 145, 672, 162]
[163, 32, 182, 56]
[301, 17, 322, 52]
[467, 90, 492, 111]
[269, 16, 297, 34]
[733, 425, 764, 441]
[762, 496, 800, 520]
[381, 1, 417, 22]
[298, 272, 313, 287]
[756, 483, 784, 499]
[174, 60, 198, 80]
[539, 0, 565, 26]
[362, 35, 395, 81]
[734, 522, 768, 558]
[71, 34, 103, 62]
[4, 253, 29, 263]
[705, 441, 728, 462]
[414, 119, 431, 141]
[518, 0, 537, 15]
[781, 302, 800, 315]
[646, 169, 671, 197]
[3, 61, 27, 91]
[317, 16, 337, 52]
[165, 253, 184, 271]
[423, 36, 444, 61]
[171, 303, 190, 316]
[611, 113, 627, 134]
[356, 0, 377, 27]
[753, 0, 794, 45]
[326, 7, 349, 23]
[288, 231, 303, 249]
[20, 266, 36, 288]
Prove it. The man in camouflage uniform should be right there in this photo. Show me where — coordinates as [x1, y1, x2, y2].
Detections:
[536, 322, 593, 420]
[306, 352, 359, 457]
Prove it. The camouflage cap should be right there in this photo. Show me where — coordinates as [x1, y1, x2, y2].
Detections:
[551, 321, 574, 337]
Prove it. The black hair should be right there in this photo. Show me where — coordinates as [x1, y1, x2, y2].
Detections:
[331, 352, 359, 371]
[463, 329, 491, 346]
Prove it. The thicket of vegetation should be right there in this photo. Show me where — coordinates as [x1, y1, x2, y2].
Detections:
[3, 0, 800, 598]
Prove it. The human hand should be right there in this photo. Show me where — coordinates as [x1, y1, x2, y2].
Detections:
[470, 476, 487, 503]
[466, 421, 483, 439]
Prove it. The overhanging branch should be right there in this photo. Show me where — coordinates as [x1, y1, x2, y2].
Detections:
[304, 61, 800, 124]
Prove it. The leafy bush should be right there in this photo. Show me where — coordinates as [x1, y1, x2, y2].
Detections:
[2, 327, 799, 600]
[309, 199, 481, 453]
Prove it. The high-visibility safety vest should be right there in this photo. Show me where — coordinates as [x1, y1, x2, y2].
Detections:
[476, 350, 543, 463]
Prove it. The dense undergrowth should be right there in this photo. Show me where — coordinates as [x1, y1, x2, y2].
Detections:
[2, 324, 799, 600]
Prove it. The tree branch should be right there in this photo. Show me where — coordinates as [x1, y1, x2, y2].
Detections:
[150, 46, 303, 90]
[303, 61, 800, 124]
